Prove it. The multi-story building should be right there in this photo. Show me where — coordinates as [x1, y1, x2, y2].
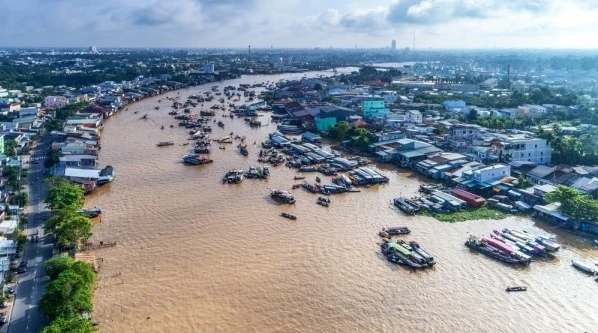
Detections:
[493, 133, 551, 164]
[361, 97, 389, 119]
[44, 96, 69, 109]
[470, 164, 511, 184]
[518, 104, 547, 118]
[406, 110, 422, 124]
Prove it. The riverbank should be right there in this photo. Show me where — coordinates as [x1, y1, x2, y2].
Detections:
[419, 206, 508, 223]
[87, 71, 598, 333]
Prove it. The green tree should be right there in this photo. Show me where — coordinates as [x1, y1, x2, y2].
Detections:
[10, 192, 28, 207]
[545, 186, 598, 221]
[44, 256, 75, 280]
[45, 182, 84, 211]
[44, 150, 61, 169]
[328, 121, 351, 140]
[70, 261, 96, 285]
[45, 209, 80, 232]
[41, 317, 95, 333]
[4, 139, 17, 157]
[55, 215, 92, 249]
[38, 270, 93, 319]
[314, 83, 323, 91]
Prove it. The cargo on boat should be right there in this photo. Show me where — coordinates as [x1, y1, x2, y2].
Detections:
[465, 236, 530, 266]
[222, 170, 244, 184]
[393, 197, 419, 215]
[271, 189, 296, 204]
[182, 154, 213, 165]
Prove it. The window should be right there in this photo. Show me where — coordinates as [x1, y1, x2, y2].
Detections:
[541, 152, 543, 156]
[535, 144, 537, 148]
[529, 153, 531, 156]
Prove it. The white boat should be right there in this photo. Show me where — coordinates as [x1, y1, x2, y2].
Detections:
[218, 136, 233, 143]
[572, 260, 596, 274]
[535, 235, 561, 252]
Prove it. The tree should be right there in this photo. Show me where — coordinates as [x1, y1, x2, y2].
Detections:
[55, 215, 92, 249]
[545, 186, 598, 221]
[44, 256, 75, 280]
[4, 139, 17, 157]
[10, 192, 28, 207]
[39, 270, 93, 319]
[70, 262, 96, 285]
[328, 121, 351, 140]
[45, 182, 84, 211]
[314, 83, 323, 91]
[44, 150, 61, 169]
[41, 317, 94, 333]
[45, 209, 80, 232]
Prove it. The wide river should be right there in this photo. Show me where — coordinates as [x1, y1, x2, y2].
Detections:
[88, 70, 598, 333]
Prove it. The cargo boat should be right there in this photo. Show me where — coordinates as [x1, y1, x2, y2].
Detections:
[157, 141, 175, 147]
[271, 189, 296, 204]
[379, 227, 411, 238]
[182, 154, 213, 165]
[393, 197, 419, 215]
[465, 236, 530, 266]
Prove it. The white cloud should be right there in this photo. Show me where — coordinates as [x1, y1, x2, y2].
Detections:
[0, 0, 597, 48]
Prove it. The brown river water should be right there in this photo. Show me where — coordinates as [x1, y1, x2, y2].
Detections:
[86, 70, 598, 333]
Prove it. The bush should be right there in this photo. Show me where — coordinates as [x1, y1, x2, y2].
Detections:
[44, 256, 75, 280]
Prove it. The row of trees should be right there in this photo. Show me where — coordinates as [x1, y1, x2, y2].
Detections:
[39, 178, 95, 332]
[545, 186, 598, 222]
[39, 256, 95, 332]
[538, 126, 598, 165]
[44, 177, 92, 249]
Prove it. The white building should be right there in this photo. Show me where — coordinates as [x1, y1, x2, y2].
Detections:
[518, 104, 547, 118]
[493, 133, 551, 164]
[406, 110, 422, 124]
[471, 164, 511, 183]
[203, 63, 215, 73]
[44, 96, 69, 109]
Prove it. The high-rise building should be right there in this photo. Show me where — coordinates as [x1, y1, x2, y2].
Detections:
[202, 63, 215, 74]
[89, 46, 98, 53]
[391, 40, 396, 51]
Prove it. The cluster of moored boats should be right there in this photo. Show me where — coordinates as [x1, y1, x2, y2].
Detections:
[381, 240, 436, 268]
[465, 228, 562, 266]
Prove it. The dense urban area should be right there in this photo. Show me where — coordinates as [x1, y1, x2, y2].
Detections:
[0, 46, 597, 332]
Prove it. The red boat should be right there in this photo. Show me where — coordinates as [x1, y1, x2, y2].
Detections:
[451, 188, 486, 207]
[482, 236, 514, 254]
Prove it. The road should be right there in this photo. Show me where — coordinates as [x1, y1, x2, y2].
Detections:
[7, 136, 53, 333]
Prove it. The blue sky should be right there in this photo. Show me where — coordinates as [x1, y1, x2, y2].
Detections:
[1, 0, 597, 48]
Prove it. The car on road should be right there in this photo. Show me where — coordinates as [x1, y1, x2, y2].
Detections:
[17, 267, 27, 274]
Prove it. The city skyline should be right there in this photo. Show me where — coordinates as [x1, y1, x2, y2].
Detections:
[1, 0, 597, 49]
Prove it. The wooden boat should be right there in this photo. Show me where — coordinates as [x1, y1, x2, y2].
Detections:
[280, 213, 297, 220]
[157, 141, 174, 147]
[294, 176, 305, 180]
[316, 200, 329, 207]
[315, 177, 321, 183]
[506, 286, 527, 292]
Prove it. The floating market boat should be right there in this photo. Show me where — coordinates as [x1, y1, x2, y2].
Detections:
[271, 189, 296, 204]
[222, 170, 244, 184]
[465, 236, 530, 266]
[393, 197, 419, 215]
[157, 141, 175, 147]
[280, 213, 296, 220]
[379, 227, 411, 238]
[182, 154, 213, 165]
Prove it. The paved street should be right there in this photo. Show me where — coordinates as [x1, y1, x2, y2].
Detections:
[6, 137, 53, 333]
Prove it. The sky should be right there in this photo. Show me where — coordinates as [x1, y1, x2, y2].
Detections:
[1, 0, 598, 49]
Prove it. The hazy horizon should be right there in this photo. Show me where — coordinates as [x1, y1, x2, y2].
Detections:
[1, 0, 597, 49]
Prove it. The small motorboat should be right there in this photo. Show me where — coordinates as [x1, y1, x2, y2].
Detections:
[161, 125, 164, 130]
[506, 286, 527, 292]
[315, 177, 321, 183]
[294, 176, 305, 180]
[316, 200, 329, 207]
[292, 184, 301, 189]
[281, 213, 296, 220]
[572, 260, 597, 274]
[182, 143, 189, 146]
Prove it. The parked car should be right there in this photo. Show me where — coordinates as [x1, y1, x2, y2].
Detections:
[17, 267, 27, 274]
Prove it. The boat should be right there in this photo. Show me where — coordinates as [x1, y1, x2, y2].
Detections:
[506, 286, 527, 292]
[217, 121, 224, 128]
[142, 114, 149, 119]
[239, 145, 248, 156]
[408, 241, 436, 265]
[572, 260, 597, 274]
[379, 227, 411, 238]
[465, 236, 530, 266]
[218, 136, 233, 143]
[316, 198, 329, 207]
[222, 170, 244, 184]
[393, 197, 419, 215]
[155, 106, 160, 110]
[294, 176, 305, 180]
[270, 189, 296, 204]
[182, 154, 213, 165]
[299, 166, 316, 172]
[315, 177, 321, 183]
[77, 208, 102, 218]
[281, 213, 296, 220]
[157, 141, 175, 147]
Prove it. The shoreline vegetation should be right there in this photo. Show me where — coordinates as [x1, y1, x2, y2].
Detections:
[419, 206, 509, 223]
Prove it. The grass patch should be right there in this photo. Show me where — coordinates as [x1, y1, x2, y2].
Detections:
[419, 206, 509, 223]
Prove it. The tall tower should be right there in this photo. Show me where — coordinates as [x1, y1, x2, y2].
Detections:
[391, 40, 396, 51]
[248, 45, 251, 56]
